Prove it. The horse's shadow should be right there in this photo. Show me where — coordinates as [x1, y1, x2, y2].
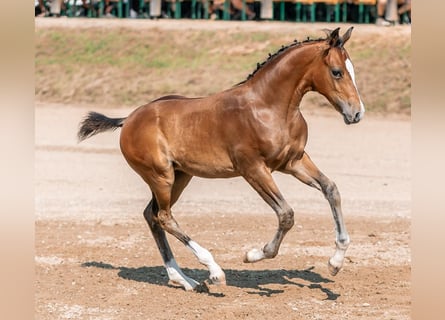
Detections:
[82, 261, 339, 300]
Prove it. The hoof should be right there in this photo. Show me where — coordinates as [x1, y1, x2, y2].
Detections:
[243, 248, 264, 263]
[328, 259, 341, 276]
[210, 274, 226, 286]
[176, 282, 196, 292]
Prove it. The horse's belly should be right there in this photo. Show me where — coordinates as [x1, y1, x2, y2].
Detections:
[174, 161, 238, 179]
[172, 151, 238, 179]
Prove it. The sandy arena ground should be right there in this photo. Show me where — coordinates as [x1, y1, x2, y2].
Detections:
[35, 101, 410, 319]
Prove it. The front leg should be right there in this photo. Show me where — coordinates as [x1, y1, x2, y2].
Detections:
[240, 162, 295, 263]
[281, 152, 350, 276]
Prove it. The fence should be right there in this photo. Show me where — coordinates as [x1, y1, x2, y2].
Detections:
[36, 0, 385, 24]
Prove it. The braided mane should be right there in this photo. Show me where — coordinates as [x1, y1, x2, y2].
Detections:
[237, 36, 326, 86]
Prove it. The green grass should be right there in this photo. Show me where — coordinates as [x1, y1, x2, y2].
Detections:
[35, 27, 411, 114]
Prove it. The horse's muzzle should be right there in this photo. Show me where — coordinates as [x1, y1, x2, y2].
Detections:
[337, 99, 364, 125]
[342, 110, 364, 125]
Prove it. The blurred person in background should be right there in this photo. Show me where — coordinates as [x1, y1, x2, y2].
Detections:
[35, 0, 47, 16]
[49, 0, 65, 17]
[397, 0, 411, 23]
[209, 0, 256, 20]
[376, 0, 411, 25]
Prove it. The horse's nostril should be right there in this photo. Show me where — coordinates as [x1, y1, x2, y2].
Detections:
[354, 112, 362, 122]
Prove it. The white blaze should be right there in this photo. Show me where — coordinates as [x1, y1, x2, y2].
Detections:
[345, 58, 365, 113]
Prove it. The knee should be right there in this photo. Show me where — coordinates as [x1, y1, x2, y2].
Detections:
[321, 179, 340, 202]
[279, 207, 295, 231]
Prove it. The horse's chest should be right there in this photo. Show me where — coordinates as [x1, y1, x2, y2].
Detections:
[263, 135, 306, 171]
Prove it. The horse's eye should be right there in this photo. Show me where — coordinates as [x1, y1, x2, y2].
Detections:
[331, 69, 342, 79]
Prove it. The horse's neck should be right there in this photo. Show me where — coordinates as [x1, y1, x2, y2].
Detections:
[248, 44, 318, 112]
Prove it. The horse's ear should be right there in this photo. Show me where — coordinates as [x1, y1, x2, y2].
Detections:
[327, 27, 341, 47]
[340, 27, 354, 46]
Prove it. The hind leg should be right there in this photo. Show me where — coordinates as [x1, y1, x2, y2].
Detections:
[143, 198, 199, 291]
[145, 170, 225, 290]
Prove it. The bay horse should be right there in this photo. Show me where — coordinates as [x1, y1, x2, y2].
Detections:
[78, 27, 365, 291]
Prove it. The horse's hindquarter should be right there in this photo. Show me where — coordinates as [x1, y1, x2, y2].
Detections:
[121, 97, 238, 178]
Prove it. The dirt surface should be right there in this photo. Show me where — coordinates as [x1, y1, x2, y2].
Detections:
[35, 103, 410, 319]
[35, 18, 410, 320]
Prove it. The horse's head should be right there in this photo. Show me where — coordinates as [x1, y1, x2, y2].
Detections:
[312, 27, 365, 124]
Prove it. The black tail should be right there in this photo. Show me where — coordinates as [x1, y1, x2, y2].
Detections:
[77, 111, 126, 142]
